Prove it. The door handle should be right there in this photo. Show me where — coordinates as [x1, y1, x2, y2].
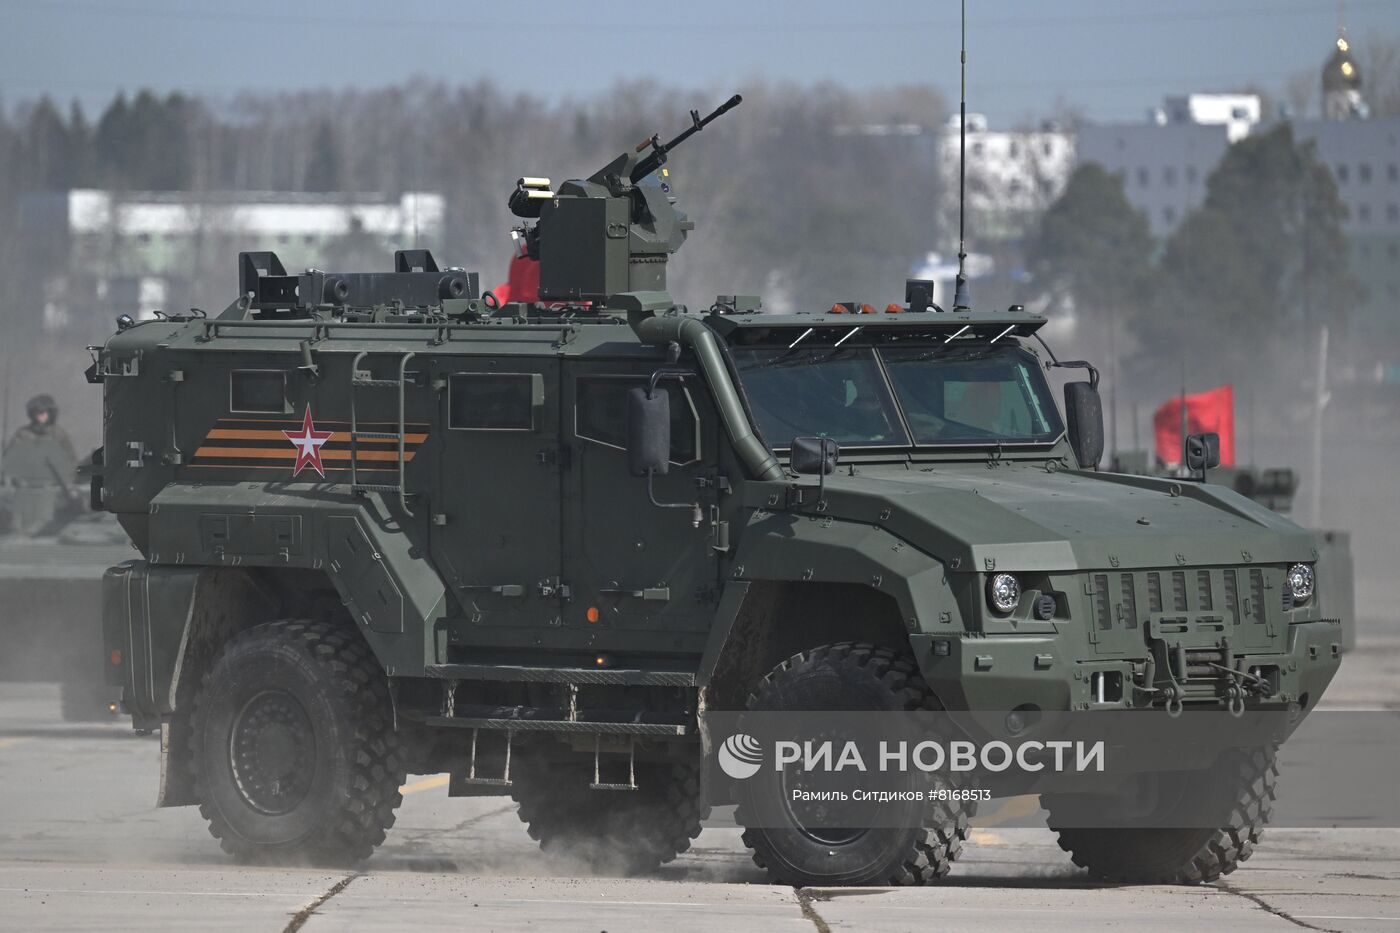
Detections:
[535, 446, 572, 468]
[599, 587, 671, 602]
[461, 584, 525, 597]
[536, 580, 573, 599]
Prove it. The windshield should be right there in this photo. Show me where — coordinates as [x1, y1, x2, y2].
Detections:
[880, 346, 1063, 445]
[732, 343, 1063, 448]
[733, 347, 909, 447]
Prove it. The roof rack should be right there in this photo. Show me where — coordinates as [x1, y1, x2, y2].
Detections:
[237, 249, 479, 316]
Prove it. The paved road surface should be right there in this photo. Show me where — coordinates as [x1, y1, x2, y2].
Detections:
[1, 631, 1396, 932]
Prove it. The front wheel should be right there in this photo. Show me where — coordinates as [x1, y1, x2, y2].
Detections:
[1043, 745, 1278, 884]
[190, 619, 405, 864]
[734, 642, 975, 886]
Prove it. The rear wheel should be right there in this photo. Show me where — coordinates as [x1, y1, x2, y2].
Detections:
[511, 748, 709, 875]
[734, 642, 975, 886]
[1043, 745, 1277, 884]
[190, 619, 404, 864]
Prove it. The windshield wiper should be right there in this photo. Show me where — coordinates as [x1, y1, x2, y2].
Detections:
[884, 346, 996, 364]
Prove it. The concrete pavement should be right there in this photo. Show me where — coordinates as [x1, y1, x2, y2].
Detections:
[1, 631, 1396, 932]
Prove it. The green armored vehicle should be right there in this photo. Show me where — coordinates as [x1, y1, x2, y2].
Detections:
[94, 97, 1343, 887]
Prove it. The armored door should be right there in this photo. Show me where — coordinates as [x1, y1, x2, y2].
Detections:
[561, 361, 722, 660]
[432, 358, 563, 639]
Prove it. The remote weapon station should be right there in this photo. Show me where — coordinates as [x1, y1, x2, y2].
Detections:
[93, 90, 1342, 886]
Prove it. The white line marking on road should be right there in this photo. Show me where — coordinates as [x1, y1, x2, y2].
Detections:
[489, 898, 795, 910]
[0, 887, 286, 898]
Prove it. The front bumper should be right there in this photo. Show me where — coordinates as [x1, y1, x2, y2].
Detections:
[911, 618, 1343, 713]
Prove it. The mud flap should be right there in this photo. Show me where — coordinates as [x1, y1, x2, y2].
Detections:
[157, 716, 197, 808]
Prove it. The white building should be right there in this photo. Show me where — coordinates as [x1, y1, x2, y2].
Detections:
[21, 190, 445, 329]
[1077, 89, 1400, 351]
[1303, 118, 1400, 320]
[937, 113, 1075, 241]
[1153, 93, 1262, 142]
[60, 189, 443, 245]
[1078, 94, 1263, 237]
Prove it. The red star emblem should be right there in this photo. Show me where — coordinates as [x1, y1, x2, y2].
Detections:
[283, 406, 333, 477]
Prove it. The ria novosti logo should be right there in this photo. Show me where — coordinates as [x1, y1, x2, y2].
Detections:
[718, 733, 764, 779]
[716, 731, 1106, 779]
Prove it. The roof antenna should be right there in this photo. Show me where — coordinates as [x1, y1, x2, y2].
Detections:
[952, 0, 973, 312]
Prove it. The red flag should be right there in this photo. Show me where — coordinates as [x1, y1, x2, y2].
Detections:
[1153, 385, 1235, 467]
[490, 255, 541, 305]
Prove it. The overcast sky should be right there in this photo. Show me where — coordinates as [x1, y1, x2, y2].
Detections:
[1, 0, 1398, 125]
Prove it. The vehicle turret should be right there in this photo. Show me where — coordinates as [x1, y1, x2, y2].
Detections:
[509, 94, 742, 304]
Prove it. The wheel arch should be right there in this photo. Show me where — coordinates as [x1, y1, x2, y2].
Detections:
[105, 561, 369, 807]
[700, 579, 912, 714]
[699, 521, 961, 713]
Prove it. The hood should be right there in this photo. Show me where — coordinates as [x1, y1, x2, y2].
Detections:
[806, 464, 1315, 572]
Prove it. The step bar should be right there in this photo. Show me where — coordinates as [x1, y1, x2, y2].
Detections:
[424, 663, 696, 688]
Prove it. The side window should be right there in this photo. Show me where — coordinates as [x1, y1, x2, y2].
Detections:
[449, 373, 538, 430]
[576, 376, 699, 464]
[230, 370, 287, 413]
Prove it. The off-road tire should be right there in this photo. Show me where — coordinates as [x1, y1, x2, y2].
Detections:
[1043, 745, 1278, 884]
[734, 641, 975, 886]
[189, 619, 404, 864]
[511, 751, 709, 875]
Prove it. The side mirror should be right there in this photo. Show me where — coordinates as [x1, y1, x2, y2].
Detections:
[626, 387, 671, 476]
[1063, 382, 1104, 470]
[1184, 432, 1221, 477]
[790, 436, 839, 475]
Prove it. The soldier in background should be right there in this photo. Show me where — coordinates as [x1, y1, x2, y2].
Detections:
[1, 394, 78, 535]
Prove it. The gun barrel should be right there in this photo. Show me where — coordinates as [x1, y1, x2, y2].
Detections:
[630, 94, 743, 182]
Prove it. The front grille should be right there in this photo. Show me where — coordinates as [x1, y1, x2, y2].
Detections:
[1224, 570, 1240, 624]
[1250, 569, 1266, 624]
[1081, 566, 1280, 636]
[1094, 574, 1112, 630]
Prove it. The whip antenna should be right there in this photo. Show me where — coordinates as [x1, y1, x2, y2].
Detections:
[952, 0, 972, 312]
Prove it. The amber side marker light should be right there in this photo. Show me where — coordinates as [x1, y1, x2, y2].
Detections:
[586, 607, 600, 624]
[109, 649, 123, 667]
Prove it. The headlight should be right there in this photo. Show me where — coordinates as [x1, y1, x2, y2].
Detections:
[987, 573, 1020, 614]
[1287, 563, 1315, 603]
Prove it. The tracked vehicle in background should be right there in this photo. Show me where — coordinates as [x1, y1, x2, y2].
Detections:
[94, 95, 1342, 886]
[0, 484, 129, 721]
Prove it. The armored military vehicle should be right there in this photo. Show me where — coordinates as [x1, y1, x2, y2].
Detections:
[94, 96, 1343, 886]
